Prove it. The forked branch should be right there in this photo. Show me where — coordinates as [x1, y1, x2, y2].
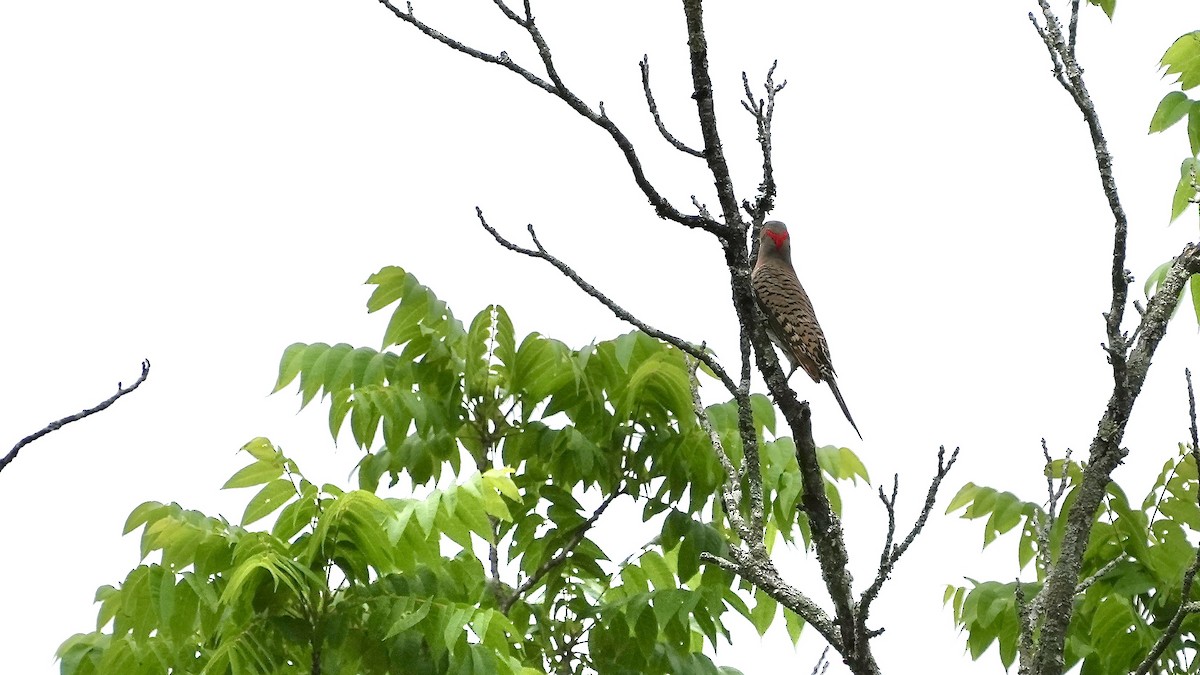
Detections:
[1020, 6, 1200, 673]
[857, 447, 960, 633]
[376, 0, 727, 236]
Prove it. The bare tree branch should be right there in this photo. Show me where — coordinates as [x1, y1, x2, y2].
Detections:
[1035, 440, 1071, 578]
[1019, 2, 1200, 672]
[376, 0, 727, 236]
[1031, 1, 1132, 386]
[680, 0, 743, 230]
[739, 62, 786, 228]
[857, 447, 959, 633]
[475, 209, 741, 398]
[640, 56, 704, 157]
[0, 360, 151, 474]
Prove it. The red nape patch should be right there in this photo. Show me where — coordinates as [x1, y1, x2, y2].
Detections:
[766, 229, 788, 250]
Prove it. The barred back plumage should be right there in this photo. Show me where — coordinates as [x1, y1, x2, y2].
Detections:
[752, 221, 862, 440]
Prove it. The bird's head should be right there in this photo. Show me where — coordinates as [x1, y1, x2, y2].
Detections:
[759, 220, 791, 258]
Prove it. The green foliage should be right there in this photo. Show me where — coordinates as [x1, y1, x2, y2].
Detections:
[61, 265, 869, 674]
[946, 446, 1200, 674]
[1146, 31, 1200, 324]
[1152, 31, 1200, 223]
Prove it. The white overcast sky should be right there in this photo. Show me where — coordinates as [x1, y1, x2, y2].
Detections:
[3, 1, 1199, 673]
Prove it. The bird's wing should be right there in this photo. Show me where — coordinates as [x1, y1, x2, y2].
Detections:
[751, 263, 833, 383]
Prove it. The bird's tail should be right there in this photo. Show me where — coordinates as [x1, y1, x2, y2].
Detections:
[826, 378, 863, 440]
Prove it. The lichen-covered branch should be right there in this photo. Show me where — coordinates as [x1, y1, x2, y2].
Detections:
[1031, 240, 1200, 674]
[1019, 1, 1200, 671]
[699, 547, 841, 648]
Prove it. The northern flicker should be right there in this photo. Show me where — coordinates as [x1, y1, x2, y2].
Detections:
[751, 220, 862, 439]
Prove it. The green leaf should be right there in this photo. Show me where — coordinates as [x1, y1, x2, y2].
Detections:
[1191, 274, 1200, 325]
[1086, 0, 1114, 19]
[273, 343, 310, 393]
[415, 491, 441, 534]
[1171, 157, 1198, 222]
[273, 485, 318, 540]
[222, 461, 283, 490]
[443, 605, 474, 655]
[783, 607, 804, 645]
[465, 306, 497, 399]
[946, 483, 978, 514]
[639, 551, 676, 590]
[385, 600, 433, 639]
[749, 587, 776, 636]
[613, 331, 639, 371]
[749, 394, 776, 436]
[382, 287, 429, 350]
[122, 501, 164, 535]
[240, 479, 297, 526]
[1145, 259, 1175, 298]
[511, 334, 571, 404]
[1150, 92, 1191, 133]
[482, 468, 521, 502]
[1161, 32, 1200, 90]
[364, 266, 410, 312]
[241, 437, 279, 462]
[1189, 103, 1200, 156]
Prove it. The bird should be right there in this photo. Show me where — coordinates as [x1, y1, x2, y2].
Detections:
[751, 220, 862, 440]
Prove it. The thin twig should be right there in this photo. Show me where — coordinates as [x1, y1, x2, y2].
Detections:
[1067, 0, 1081, 57]
[640, 56, 703, 157]
[1074, 555, 1124, 594]
[680, 0, 743, 231]
[0, 360, 151, 474]
[489, 0, 526, 26]
[1188, 368, 1199, 454]
[476, 209, 741, 399]
[500, 489, 621, 613]
[1035, 440, 1071, 577]
[810, 646, 831, 675]
[857, 447, 959, 633]
[739, 62, 786, 226]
